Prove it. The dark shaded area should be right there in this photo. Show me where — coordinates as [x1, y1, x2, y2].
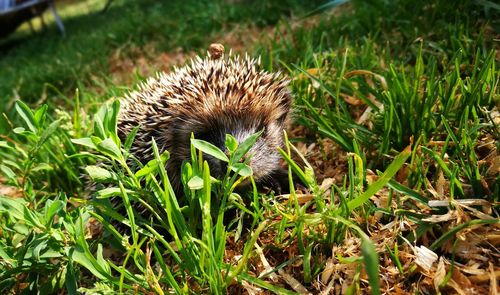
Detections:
[0, 1, 49, 37]
[0, 0, 324, 103]
[0, 0, 325, 134]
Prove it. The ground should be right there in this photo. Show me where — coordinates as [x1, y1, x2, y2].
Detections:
[0, 0, 499, 294]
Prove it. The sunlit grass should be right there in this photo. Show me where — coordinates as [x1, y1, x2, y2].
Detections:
[0, 0, 498, 293]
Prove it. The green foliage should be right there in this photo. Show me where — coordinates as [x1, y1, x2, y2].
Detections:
[0, 194, 92, 294]
[0, 96, 397, 293]
[0, 0, 324, 134]
[0, 100, 83, 195]
[0, 0, 498, 293]
[68, 101, 267, 292]
[273, 0, 499, 199]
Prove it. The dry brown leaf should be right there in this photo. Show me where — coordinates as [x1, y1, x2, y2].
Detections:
[319, 277, 335, 295]
[344, 69, 388, 90]
[488, 263, 498, 295]
[278, 268, 312, 295]
[434, 257, 447, 292]
[486, 156, 500, 176]
[469, 269, 500, 283]
[446, 279, 468, 295]
[436, 170, 446, 197]
[321, 258, 335, 284]
[241, 280, 262, 295]
[255, 243, 279, 282]
[428, 199, 492, 208]
[0, 177, 23, 198]
[278, 194, 314, 205]
[451, 267, 474, 294]
[414, 245, 438, 272]
[422, 211, 457, 223]
[425, 178, 441, 199]
[341, 93, 365, 106]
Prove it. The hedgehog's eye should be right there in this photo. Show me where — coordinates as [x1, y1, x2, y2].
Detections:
[194, 130, 225, 150]
[277, 113, 287, 125]
[257, 124, 267, 136]
[256, 119, 267, 132]
[194, 131, 208, 142]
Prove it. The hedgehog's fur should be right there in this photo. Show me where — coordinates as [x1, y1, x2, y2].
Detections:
[117, 49, 292, 194]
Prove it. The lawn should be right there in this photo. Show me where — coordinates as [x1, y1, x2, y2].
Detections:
[0, 0, 499, 294]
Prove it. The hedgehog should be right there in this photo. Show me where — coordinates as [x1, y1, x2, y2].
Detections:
[117, 44, 293, 194]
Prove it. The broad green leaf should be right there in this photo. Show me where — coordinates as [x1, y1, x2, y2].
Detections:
[0, 241, 12, 262]
[15, 100, 37, 133]
[35, 119, 62, 150]
[225, 134, 238, 153]
[188, 175, 204, 190]
[108, 100, 120, 143]
[31, 163, 54, 172]
[96, 187, 134, 199]
[45, 200, 65, 227]
[23, 206, 45, 229]
[233, 130, 263, 163]
[71, 137, 97, 149]
[65, 258, 78, 295]
[33, 104, 48, 126]
[191, 139, 228, 162]
[124, 125, 140, 151]
[93, 113, 106, 139]
[95, 244, 111, 274]
[32, 236, 49, 261]
[97, 138, 122, 160]
[13, 127, 26, 134]
[231, 163, 253, 177]
[0, 198, 26, 220]
[2, 160, 20, 170]
[135, 151, 170, 178]
[347, 144, 411, 211]
[70, 245, 110, 281]
[85, 165, 116, 182]
[0, 164, 17, 184]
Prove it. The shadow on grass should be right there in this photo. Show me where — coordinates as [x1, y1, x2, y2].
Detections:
[0, 0, 324, 103]
[0, 0, 325, 132]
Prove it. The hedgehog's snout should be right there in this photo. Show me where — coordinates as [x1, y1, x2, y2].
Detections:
[198, 126, 280, 182]
[248, 140, 281, 180]
[205, 154, 228, 179]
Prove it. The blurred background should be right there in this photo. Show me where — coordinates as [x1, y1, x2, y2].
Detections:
[0, 0, 327, 101]
[0, 0, 334, 130]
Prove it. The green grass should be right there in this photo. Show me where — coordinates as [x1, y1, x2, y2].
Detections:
[0, 0, 324, 133]
[1, 0, 499, 293]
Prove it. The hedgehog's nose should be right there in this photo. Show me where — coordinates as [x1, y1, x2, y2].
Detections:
[206, 156, 228, 178]
[214, 160, 228, 178]
[219, 160, 228, 175]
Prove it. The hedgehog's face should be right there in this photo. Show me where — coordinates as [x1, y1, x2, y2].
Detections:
[192, 116, 285, 182]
